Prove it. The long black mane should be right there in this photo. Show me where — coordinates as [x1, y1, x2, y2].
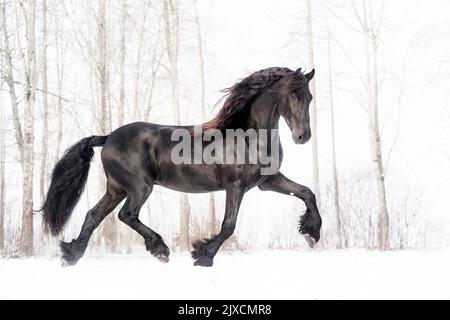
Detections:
[203, 67, 307, 131]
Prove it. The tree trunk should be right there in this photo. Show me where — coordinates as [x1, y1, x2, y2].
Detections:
[1, 1, 24, 162]
[193, 0, 217, 235]
[368, 36, 389, 250]
[144, 57, 159, 121]
[209, 193, 217, 234]
[118, 0, 127, 127]
[98, 0, 117, 251]
[20, 0, 37, 257]
[98, 0, 108, 134]
[194, 0, 206, 119]
[163, 0, 181, 124]
[305, 0, 321, 211]
[362, 0, 389, 250]
[40, 0, 49, 205]
[164, 0, 190, 251]
[132, 1, 151, 121]
[55, 17, 64, 159]
[39, 0, 50, 242]
[179, 193, 191, 251]
[327, 34, 343, 248]
[0, 68, 5, 254]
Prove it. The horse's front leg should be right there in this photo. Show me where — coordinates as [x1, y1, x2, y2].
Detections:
[191, 186, 245, 267]
[259, 172, 322, 246]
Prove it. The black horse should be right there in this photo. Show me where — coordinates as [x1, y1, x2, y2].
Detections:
[42, 67, 322, 267]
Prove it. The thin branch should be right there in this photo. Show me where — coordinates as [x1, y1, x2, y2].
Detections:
[318, 1, 362, 34]
[351, 0, 366, 31]
[374, 0, 386, 38]
[329, 33, 367, 90]
[10, 80, 70, 102]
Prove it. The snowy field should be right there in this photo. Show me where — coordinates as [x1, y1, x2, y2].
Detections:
[0, 249, 449, 300]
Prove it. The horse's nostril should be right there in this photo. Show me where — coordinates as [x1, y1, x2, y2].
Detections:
[298, 135, 304, 142]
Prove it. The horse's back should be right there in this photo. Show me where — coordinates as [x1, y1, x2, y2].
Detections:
[100, 122, 218, 192]
[100, 121, 272, 194]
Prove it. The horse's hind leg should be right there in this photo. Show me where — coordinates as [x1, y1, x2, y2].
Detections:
[118, 185, 170, 262]
[60, 188, 125, 266]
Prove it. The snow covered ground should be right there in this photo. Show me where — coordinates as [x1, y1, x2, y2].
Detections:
[1, 249, 449, 299]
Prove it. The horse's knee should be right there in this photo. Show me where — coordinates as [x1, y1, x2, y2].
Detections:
[84, 209, 103, 229]
[299, 187, 316, 204]
[84, 209, 95, 222]
[118, 209, 133, 224]
[306, 192, 316, 204]
[118, 194, 145, 224]
[221, 224, 235, 238]
[118, 211, 127, 223]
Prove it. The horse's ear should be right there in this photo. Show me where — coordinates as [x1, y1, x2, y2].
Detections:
[295, 68, 302, 74]
[305, 68, 315, 81]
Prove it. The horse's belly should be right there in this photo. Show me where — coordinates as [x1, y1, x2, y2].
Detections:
[154, 163, 264, 193]
[155, 181, 223, 193]
[155, 163, 224, 193]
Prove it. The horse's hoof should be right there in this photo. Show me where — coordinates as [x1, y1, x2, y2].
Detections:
[61, 259, 72, 267]
[60, 240, 84, 266]
[60, 255, 78, 266]
[194, 258, 213, 267]
[156, 254, 169, 263]
[146, 238, 170, 260]
[299, 210, 321, 243]
[304, 234, 316, 248]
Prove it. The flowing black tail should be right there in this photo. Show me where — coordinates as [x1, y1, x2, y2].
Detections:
[42, 135, 108, 236]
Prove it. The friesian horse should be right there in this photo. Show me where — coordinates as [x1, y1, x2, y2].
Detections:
[42, 67, 322, 267]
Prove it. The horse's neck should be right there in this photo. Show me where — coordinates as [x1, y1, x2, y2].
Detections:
[246, 92, 280, 131]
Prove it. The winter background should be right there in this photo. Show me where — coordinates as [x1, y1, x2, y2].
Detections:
[0, 0, 450, 299]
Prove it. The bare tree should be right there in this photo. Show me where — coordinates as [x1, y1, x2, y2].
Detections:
[131, 1, 151, 121]
[163, 0, 180, 124]
[54, 14, 65, 159]
[98, 0, 110, 134]
[353, 0, 389, 250]
[305, 0, 321, 211]
[193, 0, 206, 119]
[20, 0, 37, 256]
[1, 1, 23, 161]
[144, 43, 162, 121]
[118, 0, 127, 126]
[97, 0, 117, 251]
[193, 0, 217, 234]
[327, 32, 343, 248]
[39, 0, 49, 204]
[0, 71, 5, 254]
[163, 0, 191, 251]
[1, 0, 24, 254]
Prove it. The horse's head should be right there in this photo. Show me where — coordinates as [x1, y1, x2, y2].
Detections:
[278, 68, 315, 144]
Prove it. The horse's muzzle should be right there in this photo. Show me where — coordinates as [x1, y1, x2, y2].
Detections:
[292, 130, 311, 144]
